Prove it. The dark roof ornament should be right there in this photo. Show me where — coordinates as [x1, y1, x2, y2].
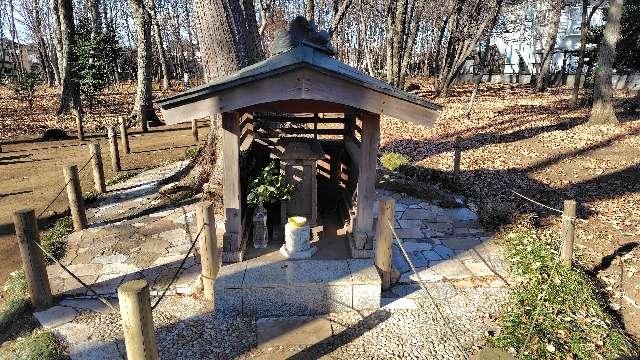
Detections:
[270, 16, 336, 56]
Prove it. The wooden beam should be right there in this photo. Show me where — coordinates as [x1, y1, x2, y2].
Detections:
[354, 113, 380, 249]
[221, 112, 242, 256]
[159, 68, 439, 128]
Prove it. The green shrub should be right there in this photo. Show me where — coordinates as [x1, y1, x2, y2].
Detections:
[380, 152, 410, 171]
[184, 146, 201, 160]
[490, 225, 637, 359]
[41, 217, 72, 263]
[3, 330, 67, 360]
[247, 161, 295, 207]
[74, 21, 119, 107]
[106, 170, 141, 186]
[8, 72, 40, 106]
[0, 297, 30, 333]
[1, 271, 30, 332]
[4, 270, 28, 299]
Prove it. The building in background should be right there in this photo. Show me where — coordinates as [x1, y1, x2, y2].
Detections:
[0, 37, 34, 82]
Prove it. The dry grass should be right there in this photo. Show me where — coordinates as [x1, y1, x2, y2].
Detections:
[382, 81, 640, 339]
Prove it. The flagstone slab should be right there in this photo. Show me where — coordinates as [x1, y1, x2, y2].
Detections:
[394, 228, 425, 239]
[430, 259, 473, 280]
[400, 208, 431, 220]
[34, 306, 78, 329]
[257, 317, 333, 347]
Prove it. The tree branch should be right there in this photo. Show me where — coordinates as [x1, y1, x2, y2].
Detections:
[329, 0, 353, 38]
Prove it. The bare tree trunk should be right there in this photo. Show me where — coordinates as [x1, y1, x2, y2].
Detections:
[129, 0, 157, 131]
[146, 0, 170, 90]
[51, 0, 64, 79]
[171, 0, 262, 195]
[55, 0, 82, 116]
[589, 0, 624, 125]
[572, 0, 605, 105]
[384, 0, 395, 84]
[8, 0, 23, 80]
[87, 0, 102, 36]
[399, 0, 425, 87]
[536, 0, 563, 92]
[328, 0, 352, 39]
[33, 0, 55, 86]
[391, 0, 407, 87]
[306, 0, 314, 23]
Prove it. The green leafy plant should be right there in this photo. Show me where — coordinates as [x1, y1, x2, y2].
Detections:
[8, 72, 40, 106]
[41, 217, 72, 263]
[1, 271, 30, 333]
[3, 330, 67, 360]
[184, 146, 201, 160]
[247, 161, 295, 207]
[490, 224, 637, 359]
[74, 21, 120, 107]
[4, 270, 28, 299]
[380, 152, 410, 171]
[106, 170, 142, 186]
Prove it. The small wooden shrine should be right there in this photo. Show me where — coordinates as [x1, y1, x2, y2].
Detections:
[158, 18, 441, 262]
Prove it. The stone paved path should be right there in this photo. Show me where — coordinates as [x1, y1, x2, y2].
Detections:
[46, 161, 205, 299]
[376, 189, 509, 297]
[32, 162, 510, 359]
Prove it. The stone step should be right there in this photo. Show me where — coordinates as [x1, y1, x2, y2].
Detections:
[214, 259, 381, 318]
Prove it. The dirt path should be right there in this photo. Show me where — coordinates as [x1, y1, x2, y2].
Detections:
[0, 122, 207, 284]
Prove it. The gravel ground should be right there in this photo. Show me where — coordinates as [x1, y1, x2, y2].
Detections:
[70, 284, 507, 359]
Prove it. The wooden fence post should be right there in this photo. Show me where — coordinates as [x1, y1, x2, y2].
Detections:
[74, 110, 85, 141]
[375, 197, 395, 291]
[120, 117, 131, 154]
[191, 119, 199, 142]
[63, 165, 88, 231]
[89, 143, 106, 193]
[118, 280, 159, 360]
[453, 136, 462, 181]
[560, 200, 577, 266]
[107, 126, 121, 172]
[13, 209, 53, 309]
[196, 201, 220, 301]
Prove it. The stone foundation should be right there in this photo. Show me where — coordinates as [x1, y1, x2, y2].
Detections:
[214, 259, 381, 317]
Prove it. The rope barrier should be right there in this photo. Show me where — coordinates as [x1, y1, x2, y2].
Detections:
[38, 155, 94, 219]
[388, 220, 469, 360]
[511, 190, 586, 223]
[34, 237, 117, 311]
[151, 222, 206, 310]
[29, 153, 118, 310]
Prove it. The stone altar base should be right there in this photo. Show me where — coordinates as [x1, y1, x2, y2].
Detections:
[214, 259, 381, 318]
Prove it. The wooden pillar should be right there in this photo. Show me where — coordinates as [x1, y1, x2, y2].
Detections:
[63, 165, 88, 230]
[107, 126, 121, 172]
[221, 112, 242, 260]
[89, 143, 106, 193]
[191, 119, 199, 142]
[561, 200, 577, 266]
[375, 198, 395, 290]
[120, 117, 131, 154]
[354, 113, 380, 250]
[196, 201, 220, 301]
[13, 209, 53, 309]
[117, 280, 158, 360]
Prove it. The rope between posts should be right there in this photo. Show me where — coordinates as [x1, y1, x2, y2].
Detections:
[38, 154, 94, 219]
[33, 236, 116, 311]
[511, 190, 585, 223]
[388, 220, 470, 360]
[151, 222, 206, 310]
[28, 153, 117, 310]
